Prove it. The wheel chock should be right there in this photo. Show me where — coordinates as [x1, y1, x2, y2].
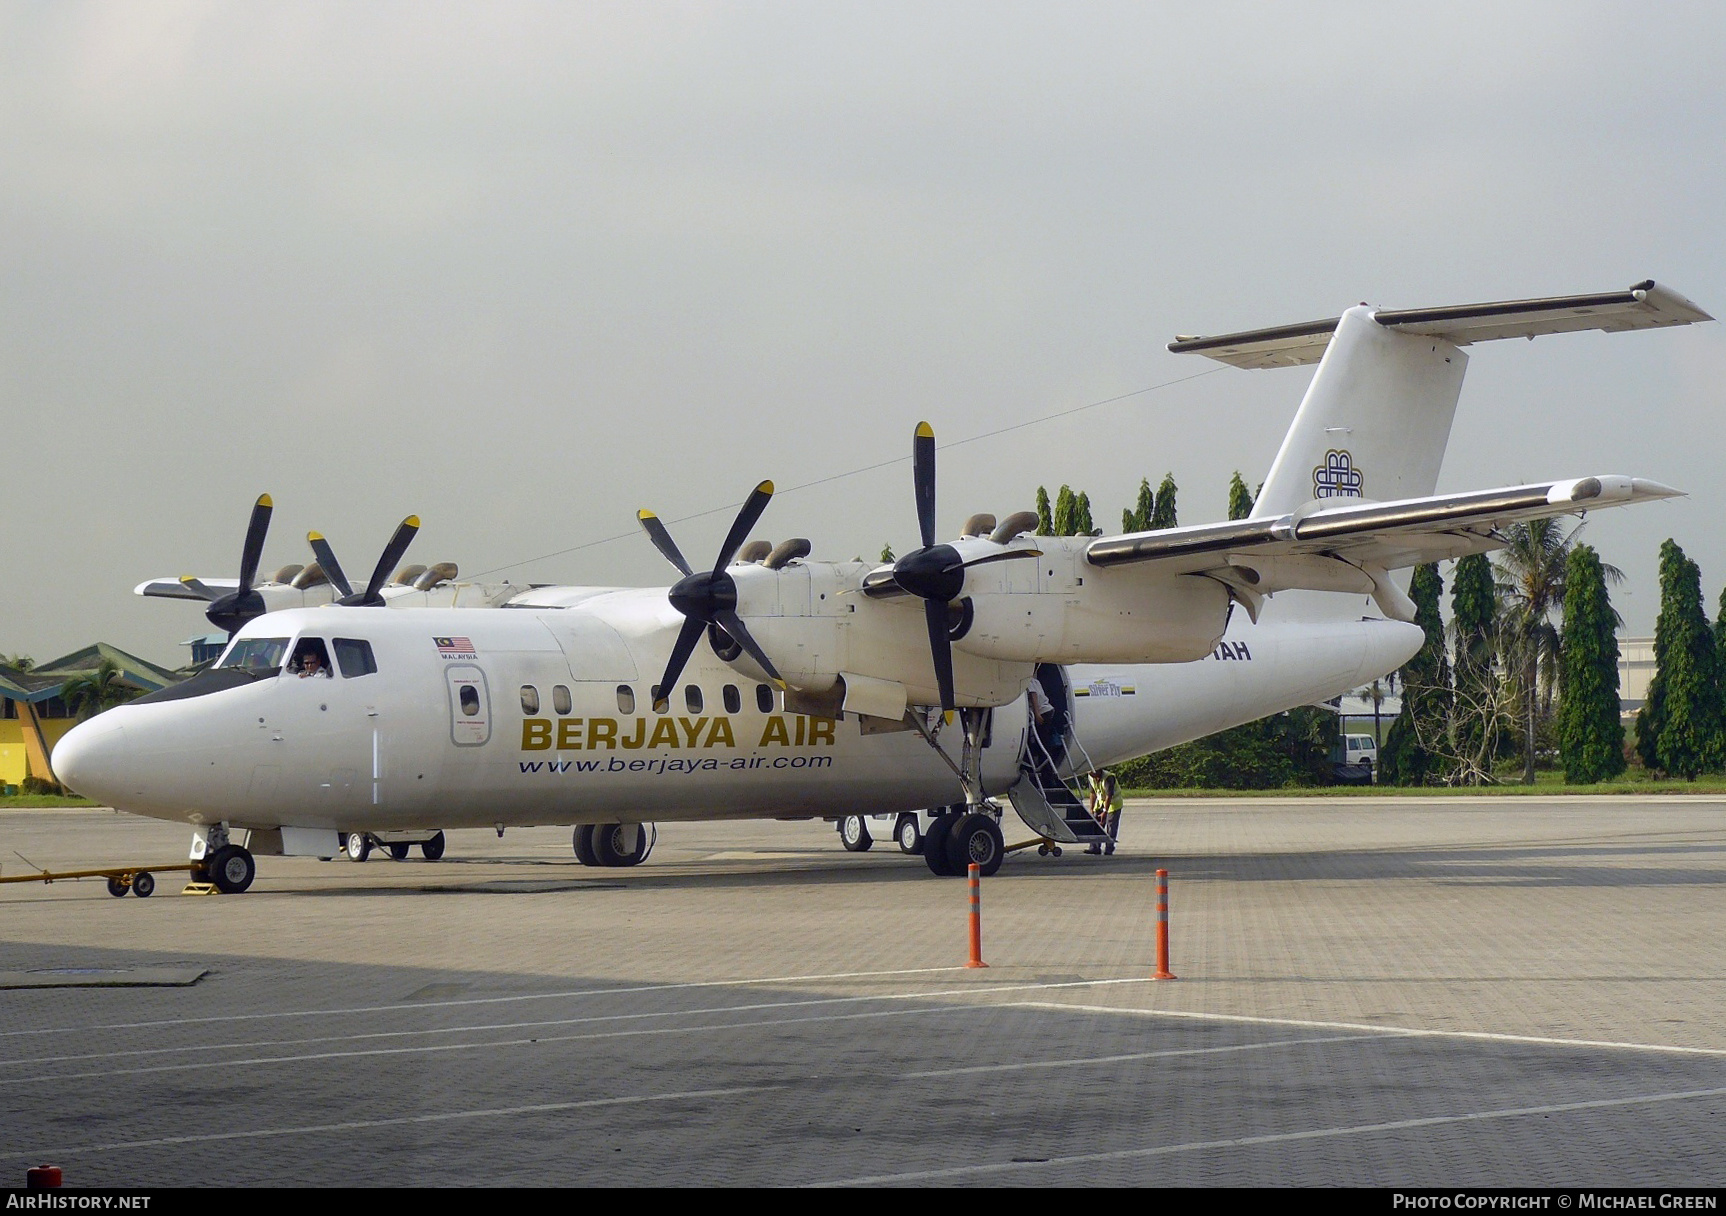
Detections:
[181, 882, 220, 896]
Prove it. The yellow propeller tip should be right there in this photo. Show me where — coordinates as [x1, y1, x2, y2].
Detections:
[404, 516, 421, 528]
[756, 480, 774, 495]
[257, 493, 273, 508]
[915, 422, 934, 439]
[178, 575, 196, 583]
[638, 509, 657, 521]
[307, 531, 324, 542]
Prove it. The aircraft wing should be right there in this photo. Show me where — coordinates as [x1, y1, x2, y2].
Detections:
[135, 576, 238, 601]
[1085, 475, 1681, 619]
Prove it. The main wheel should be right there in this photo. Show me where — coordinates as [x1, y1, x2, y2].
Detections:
[922, 813, 958, 877]
[386, 842, 410, 861]
[420, 831, 446, 861]
[592, 823, 649, 868]
[107, 876, 129, 898]
[132, 871, 155, 898]
[838, 815, 873, 852]
[895, 814, 922, 855]
[945, 812, 1005, 878]
[208, 845, 256, 894]
[346, 832, 372, 862]
[573, 824, 600, 867]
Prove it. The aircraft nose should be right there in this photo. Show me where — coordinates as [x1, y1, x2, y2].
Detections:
[51, 715, 128, 802]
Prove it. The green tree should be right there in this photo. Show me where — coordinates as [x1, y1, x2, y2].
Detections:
[1495, 519, 1609, 783]
[1639, 541, 1723, 778]
[1, 654, 34, 672]
[1555, 544, 1625, 783]
[1114, 707, 1337, 790]
[1227, 471, 1254, 521]
[879, 542, 895, 563]
[1052, 485, 1076, 536]
[1149, 473, 1178, 529]
[1133, 478, 1156, 530]
[1073, 491, 1095, 536]
[1450, 553, 1501, 783]
[58, 659, 141, 723]
[1379, 564, 1450, 784]
[1035, 486, 1053, 536]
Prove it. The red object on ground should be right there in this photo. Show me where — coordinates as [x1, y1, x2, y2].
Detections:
[26, 1165, 62, 1188]
[965, 862, 989, 968]
[1154, 868, 1177, 981]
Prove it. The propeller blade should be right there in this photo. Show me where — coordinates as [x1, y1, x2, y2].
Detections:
[943, 547, 1043, 574]
[924, 597, 955, 711]
[637, 510, 693, 577]
[361, 516, 421, 603]
[713, 481, 775, 572]
[306, 532, 354, 599]
[178, 576, 220, 602]
[913, 422, 936, 550]
[236, 494, 273, 594]
[714, 609, 785, 687]
[654, 615, 708, 710]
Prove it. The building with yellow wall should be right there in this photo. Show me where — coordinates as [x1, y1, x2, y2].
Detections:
[0, 645, 181, 789]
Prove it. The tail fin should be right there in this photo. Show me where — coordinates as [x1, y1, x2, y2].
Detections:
[1168, 281, 1712, 520]
[1252, 307, 1465, 518]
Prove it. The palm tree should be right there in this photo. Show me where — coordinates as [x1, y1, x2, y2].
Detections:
[1494, 519, 1620, 783]
[58, 659, 141, 722]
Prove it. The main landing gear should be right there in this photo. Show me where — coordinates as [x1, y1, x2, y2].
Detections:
[573, 823, 655, 868]
[921, 807, 1005, 878]
[908, 705, 1007, 878]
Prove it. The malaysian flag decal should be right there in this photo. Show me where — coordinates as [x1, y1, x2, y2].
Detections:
[435, 636, 477, 659]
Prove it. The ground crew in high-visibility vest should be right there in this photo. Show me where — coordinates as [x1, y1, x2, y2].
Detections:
[1086, 768, 1122, 855]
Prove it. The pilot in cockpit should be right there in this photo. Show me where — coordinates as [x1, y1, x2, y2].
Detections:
[292, 640, 333, 678]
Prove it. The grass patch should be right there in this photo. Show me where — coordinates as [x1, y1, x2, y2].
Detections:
[1122, 771, 1726, 797]
[0, 794, 99, 809]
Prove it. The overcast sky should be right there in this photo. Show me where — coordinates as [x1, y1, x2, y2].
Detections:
[3, 1, 1723, 668]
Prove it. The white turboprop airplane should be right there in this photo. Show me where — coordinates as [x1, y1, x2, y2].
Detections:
[57, 282, 1709, 893]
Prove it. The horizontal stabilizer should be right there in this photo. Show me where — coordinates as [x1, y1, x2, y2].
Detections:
[1169, 281, 1712, 369]
[136, 576, 238, 601]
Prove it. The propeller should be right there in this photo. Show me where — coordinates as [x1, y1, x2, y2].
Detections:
[877, 422, 1040, 710]
[306, 516, 422, 607]
[637, 482, 784, 708]
[180, 493, 275, 637]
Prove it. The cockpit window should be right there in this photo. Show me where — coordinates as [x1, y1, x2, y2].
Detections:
[289, 638, 334, 678]
[333, 638, 377, 679]
[217, 638, 290, 674]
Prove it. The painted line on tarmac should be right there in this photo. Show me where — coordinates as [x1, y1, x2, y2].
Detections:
[43, 1085, 781, 1156]
[1008, 1000, 1726, 1059]
[901, 1031, 1389, 1078]
[0, 965, 970, 1039]
[22, 1030, 1374, 1158]
[816, 1083, 1726, 1186]
[0, 978, 1161, 1085]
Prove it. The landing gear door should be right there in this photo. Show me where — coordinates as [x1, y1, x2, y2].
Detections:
[445, 665, 491, 746]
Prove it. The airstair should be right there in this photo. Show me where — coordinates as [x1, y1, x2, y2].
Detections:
[1008, 717, 1109, 846]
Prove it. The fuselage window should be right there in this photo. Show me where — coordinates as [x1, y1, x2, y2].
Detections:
[723, 684, 741, 714]
[651, 685, 670, 714]
[616, 685, 636, 714]
[332, 638, 377, 679]
[290, 637, 334, 679]
[460, 685, 481, 717]
[553, 685, 572, 715]
[756, 683, 774, 713]
[685, 685, 703, 714]
[520, 685, 540, 715]
[218, 637, 289, 675]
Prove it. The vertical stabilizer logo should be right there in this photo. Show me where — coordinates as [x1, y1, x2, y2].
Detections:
[1313, 449, 1364, 499]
